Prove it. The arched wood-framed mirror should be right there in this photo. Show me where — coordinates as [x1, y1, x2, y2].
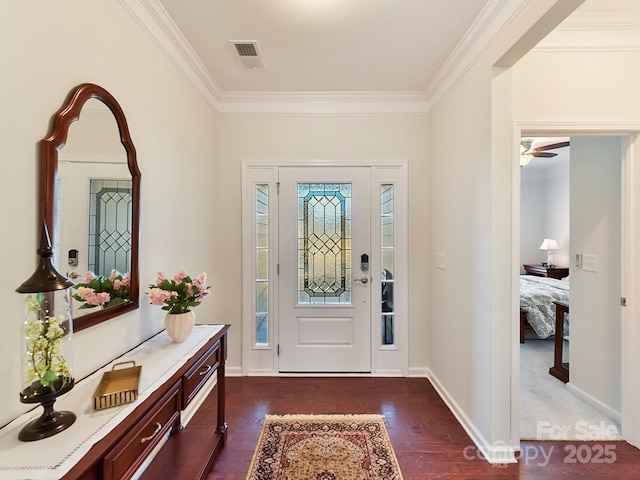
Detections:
[40, 83, 140, 332]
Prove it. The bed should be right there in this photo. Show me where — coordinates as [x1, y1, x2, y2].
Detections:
[519, 274, 570, 343]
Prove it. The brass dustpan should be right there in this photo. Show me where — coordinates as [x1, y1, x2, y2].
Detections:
[93, 360, 141, 410]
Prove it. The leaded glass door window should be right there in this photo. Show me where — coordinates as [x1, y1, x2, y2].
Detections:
[298, 183, 352, 305]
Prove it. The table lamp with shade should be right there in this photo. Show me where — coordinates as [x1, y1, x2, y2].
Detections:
[15, 221, 76, 441]
[539, 238, 559, 267]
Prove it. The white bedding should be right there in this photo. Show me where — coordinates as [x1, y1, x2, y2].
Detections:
[520, 274, 570, 339]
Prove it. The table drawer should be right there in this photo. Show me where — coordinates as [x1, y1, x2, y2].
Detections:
[103, 381, 181, 480]
[182, 341, 220, 408]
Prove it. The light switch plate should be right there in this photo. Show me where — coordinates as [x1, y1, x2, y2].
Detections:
[583, 254, 598, 272]
[436, 253, 446, 270]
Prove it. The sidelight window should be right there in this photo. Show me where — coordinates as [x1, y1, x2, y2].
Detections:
[255, 184, 269, 345]
[381, 184, 395, 345]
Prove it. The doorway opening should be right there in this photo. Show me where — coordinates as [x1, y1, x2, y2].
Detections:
[517, 133, 625, 441]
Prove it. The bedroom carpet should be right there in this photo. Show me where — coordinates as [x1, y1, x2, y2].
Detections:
[520, 339, 622, 440]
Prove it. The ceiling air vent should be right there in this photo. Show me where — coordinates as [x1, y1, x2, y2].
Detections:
[231, 41, 265, 69]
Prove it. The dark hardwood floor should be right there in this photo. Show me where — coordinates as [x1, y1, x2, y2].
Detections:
[207, 377, 640, 479]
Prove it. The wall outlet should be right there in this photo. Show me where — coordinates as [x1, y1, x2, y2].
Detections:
[436, 253, 446, 270]
[582, 254, 598, 272]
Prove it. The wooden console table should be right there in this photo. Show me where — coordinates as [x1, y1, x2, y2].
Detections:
[549, 301, 569, 383]
[0, 324, 229, 480]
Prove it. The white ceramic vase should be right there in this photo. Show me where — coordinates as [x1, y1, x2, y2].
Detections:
[164, 310, 195, 343]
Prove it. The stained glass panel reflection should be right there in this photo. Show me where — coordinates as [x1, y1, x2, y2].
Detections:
[88, 179, 132, 277]
[298, 183, 351, 304]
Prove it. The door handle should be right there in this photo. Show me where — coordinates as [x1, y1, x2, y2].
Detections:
[354, 277, 369, 284]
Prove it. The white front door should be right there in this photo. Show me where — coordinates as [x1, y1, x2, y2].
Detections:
[278, 167, 371, 372]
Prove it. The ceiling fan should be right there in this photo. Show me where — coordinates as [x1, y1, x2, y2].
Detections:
[520, 139, 570, 166]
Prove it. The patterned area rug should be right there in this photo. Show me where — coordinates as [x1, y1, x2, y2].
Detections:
[246, 414, 403, 480]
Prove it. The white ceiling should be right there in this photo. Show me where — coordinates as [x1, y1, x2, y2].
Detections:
[158, 0, 489, 93]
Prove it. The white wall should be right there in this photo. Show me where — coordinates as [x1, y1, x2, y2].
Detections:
[428, 61, 495, 441]
[215, 115, 429, 372]
[426, 0, 584, 457]
[0, 2, 218, 426]
[570, 136, 622, 414]
[544, 165, 571, 267]
[520, 164, 570, 269]
[520, 174, 546, 267]
[513, 51, 640, 122]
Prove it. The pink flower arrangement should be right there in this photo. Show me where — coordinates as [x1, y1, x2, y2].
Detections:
[147, 268, 210, 314]
[73, 270, 131, 309]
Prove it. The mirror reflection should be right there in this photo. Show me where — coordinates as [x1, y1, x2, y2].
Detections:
[41, 84, 140, 332]
[57, 100, 133, 317]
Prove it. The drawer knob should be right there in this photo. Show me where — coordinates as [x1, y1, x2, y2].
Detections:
[199, 364, 212, 376]
[140, 422, 162, 444]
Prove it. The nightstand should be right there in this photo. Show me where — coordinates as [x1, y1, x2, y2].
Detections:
[523, 264, 569, 280]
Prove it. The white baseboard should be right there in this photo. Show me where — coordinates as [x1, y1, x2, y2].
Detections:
[231, 366, 420, 377]
[371, 369, 403, 377]
[407, 366, 428, 377]
[244, 368, 278, 376]
[226, 365, 243, 376]
[566, 382, 622, 424]
[426, 368, 517, 464]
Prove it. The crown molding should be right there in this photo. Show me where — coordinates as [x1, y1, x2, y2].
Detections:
[215, 91, 429, 115]
[534, 10, 640, 52]
[556, 10, 640, 29]
[518, 121, 640, 136]
[425, 0, 529, 107]
[119, 0, 223, 110]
